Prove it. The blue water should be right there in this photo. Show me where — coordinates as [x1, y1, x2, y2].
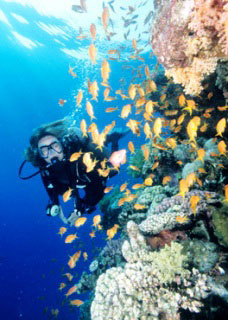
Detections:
[0, 1, 156, 319]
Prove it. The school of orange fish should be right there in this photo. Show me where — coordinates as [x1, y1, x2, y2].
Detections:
[55, 0, 228, 311]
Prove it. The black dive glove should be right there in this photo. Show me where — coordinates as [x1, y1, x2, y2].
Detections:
[75, 199, 96, 215]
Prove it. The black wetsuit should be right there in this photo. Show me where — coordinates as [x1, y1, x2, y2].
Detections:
[40, 128, 116, 213]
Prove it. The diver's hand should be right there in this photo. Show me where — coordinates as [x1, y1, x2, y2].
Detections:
[67, 209, 81, 226]
[58, 206, 68, 224]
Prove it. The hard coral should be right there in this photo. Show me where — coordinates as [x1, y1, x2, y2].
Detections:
[151, 0, 228, 95]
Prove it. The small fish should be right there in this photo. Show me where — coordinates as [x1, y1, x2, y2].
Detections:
[120, 182, 128, 192]
[176, 215, 189, 224]
[88, 43, 97, 64]
[90, 23, 96, 41]
[218, 140, 227, 155]
[144, 176, 153, 186]
[129, 165, 140, 172]
[152, 161, 159, 170]
[76, 90, 83, 106]
[70, 151, 82, 162]
[143, 147, 150, 160]
[132, 183, 144, 190]
[93, 215, 101, 227]
[59, 282, 66, 290]
[153, 117, 162, 138]
[89, 230, 96, 238]
[128, 141, 135, 154]
[144, 122, 152, 139]
[224, 185, 228, 203]
[65, 285, 77, 297]
[197, 148, 205, 162]
[198, 168, 207, 174]
[190, 195, 201, 215]
[86, 101, 96, 121]
[104, 186, 113, 193]
[207, 92, 213, 99]
[217, 106, 228, 111]
[178, 94, 186, 107]
[216, 118, 226, 137]
[178, 179, 189, 198]
[105, 107, 118, 113]
[83, 252, 88, 261]
[177, 113, 185, 125]
[165, 137, 177, 149]
[134, 203, 146, 210]
[148, 80, 157, 92]
[58, 227, 67, 236]
[101, 7, 109, 32]
[65, 234, 77, 244]
[58, 99, 67, 107]
[70, 299, 84, 306]
[74, 217, 87, 228]
[120, 104, 132, 119]
[162, 176, 171, 185]
[63, 188, 73, 202]
[80, 119, 87, 137]
[63, 273, 73, 281]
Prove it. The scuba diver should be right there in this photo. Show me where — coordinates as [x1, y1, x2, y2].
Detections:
[19, 119, 129, 225]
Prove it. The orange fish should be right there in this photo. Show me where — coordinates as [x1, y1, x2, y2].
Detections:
[148, 80, 157, 92]
[120, 104, 132, 119]
[162, 176, 171, 185]
[218, 140, 227, 155]
[68, 256, 77, 269]
[207, 92, 213, 99]
[63, 188, 73, 202]
[217, 106, 228, 111]
[216, 118, 226, 137]
[65, 234, 78, 244]
[76, 90, 83, 106]
[128, 141, 135, 154]
[197, 148, 205, 162]
[186, 172, 197, 187]
[145, 65, 150, 78]
[70, 299, 84, 306]
[104, 186, 113, 193]
[101, 7, 109, 32]
[58, 227, 67, 236]
[144, 176, 153, 186]
[58, 99, 67, 106]
[178, 179, 189, 198]
[177, 113, 185, 125]
[165, 137, 177, 149]
[70, 151, 83, 162]
[176, 215, 189, 224]
[129, 165, 140, 172]
[63, 273, 73, 281]
[74, 217, 87, 228]
[178, 94, 186, 107]
[153, 117, 162, 138]
[144, 122, 152, 139]
[152, 161, 159, 170]
[65, 285, 77, 297]
[134, 203, 146, 210]
[88, 43, 97, 64]
[224, 185, 228, 203]
[59, 282, 66, 290]
[160, 94, 166, 102]
[109, 149, 127, 168]
[105, 107, 118, 113]
[190, 195, 201, 215]
[198, 168, 207, 174]
[80, 119, 87, 137]
[120, 182, 128, 192]
[72, 250, 81, 262]
[101, 59, 110, 84]
[132, 183, 144, 190]
[89, 230, 96, 238]
[83, 252, 88, 261]
[86, 101, 96, 121]
[90, 23, 96, 41]
[93, 215, 101, 227]
[143, 147, 150, 161]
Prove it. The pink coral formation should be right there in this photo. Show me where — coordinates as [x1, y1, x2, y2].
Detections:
[151, 0, 228, 95]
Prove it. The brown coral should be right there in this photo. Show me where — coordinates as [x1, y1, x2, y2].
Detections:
[146, 230, 186, 249]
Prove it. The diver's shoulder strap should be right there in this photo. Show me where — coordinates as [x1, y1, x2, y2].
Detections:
[18, 160, 41, 180]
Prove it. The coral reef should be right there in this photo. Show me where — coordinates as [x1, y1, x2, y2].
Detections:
[212, 203, 228, 247]
[151, 0, 228, 95]
[90, 221, 212, 320]
[139, 190, 219, 234]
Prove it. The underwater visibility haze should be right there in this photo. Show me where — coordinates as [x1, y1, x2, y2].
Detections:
[0, 0, 228, 319]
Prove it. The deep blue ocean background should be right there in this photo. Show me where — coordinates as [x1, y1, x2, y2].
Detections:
[0, 1, 155, 319]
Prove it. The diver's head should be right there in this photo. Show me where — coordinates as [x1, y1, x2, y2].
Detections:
[38, 135, 64, 164]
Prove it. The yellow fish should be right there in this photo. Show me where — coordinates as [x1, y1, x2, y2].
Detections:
[134, 203, 146, 210]
[224, 184, 228, 203]
[90, 23, 96, 41]
[63, 273, 73, 281]
[101, 59, 110, 83]
[89, 230, 96, 238]
[59, 282, 66, 290]
[144, 176, 153, 186]
[93, 215, 101, 227]
[65, 285, 77, 297]
[104, 186, 113, 193]
[58, 227, 67, 236]
[70, 299, 84, 307]
[153, 117, 162, 138]
[76, 90, 83, 106]
[218, 140, 227, 155]
[86, 101, 96, 121]
[183, 100, 198, 115]
[70, 151, 82, 162]
[178, 94, 186, 107]
[89, 80, 99, 101]
[145, 100, 154, 116]
[132, 183, 144, 190]
[128, 84, 136, 100]
[74, 217, 87, 228]
[120, 182, 128, 192]
[178, 179, 189, 198]
[144, 122, 152, 139]
[80, 119, 87, 137]
[162, 176, 171, 185]
[165, 137, 176, 149]
[186, 172, 196, 187]
[65, 233, 78, 244]
[190, 195, 201, 215]
[187, 119, 198, 142]
[83, 252, 88, 261]
[63, 188, 73, 202]
[120, 104, 132, 119]
[88, 43, 96, 64]
[216, 118, 226, 137]
[143, 147, 150, 161]
[176, 215, 189, 224]
[197, 148, 205, 162]
[148, 80, 157, 92]
[101, 6, 109, 32]
[128, 141, 135, 154]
